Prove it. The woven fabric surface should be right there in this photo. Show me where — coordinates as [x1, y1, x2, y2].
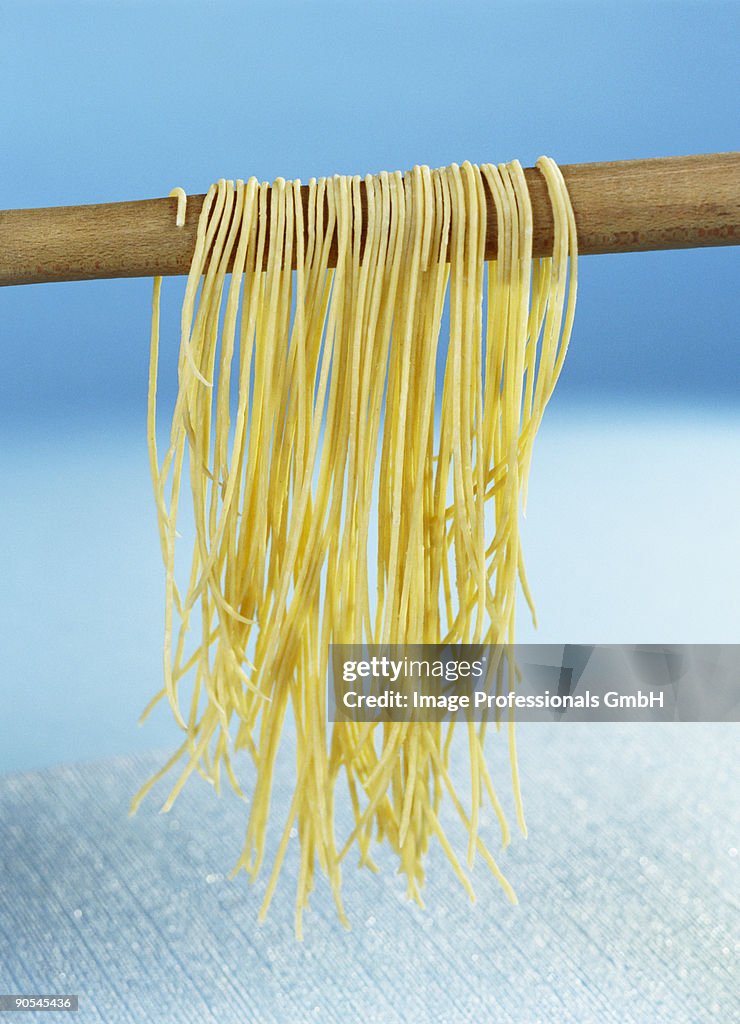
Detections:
[0, 724, 736, 1023]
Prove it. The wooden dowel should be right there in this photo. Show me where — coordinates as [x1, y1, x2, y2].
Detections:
[0, 153, 737, 287]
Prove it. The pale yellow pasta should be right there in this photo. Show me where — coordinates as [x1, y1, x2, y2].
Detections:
[134, 158, 577, 937]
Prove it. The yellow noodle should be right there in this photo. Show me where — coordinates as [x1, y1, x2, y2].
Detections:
[136, 157, 577, 932]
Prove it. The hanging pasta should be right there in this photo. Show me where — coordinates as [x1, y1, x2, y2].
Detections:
[132, 158, 577, 936]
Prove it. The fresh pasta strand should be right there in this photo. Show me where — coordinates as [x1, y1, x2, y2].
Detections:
[135, 158, 578, 934]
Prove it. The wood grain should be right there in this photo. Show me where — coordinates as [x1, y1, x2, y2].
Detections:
[0, 153, 737, 286]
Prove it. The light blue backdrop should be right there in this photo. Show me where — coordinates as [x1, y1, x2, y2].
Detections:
[0, 1, 738, 772]
[1, 0, 738, 424]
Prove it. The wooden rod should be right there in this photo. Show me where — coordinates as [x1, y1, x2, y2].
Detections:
[0, 153, 737, 287]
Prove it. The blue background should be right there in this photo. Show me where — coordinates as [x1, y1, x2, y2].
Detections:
[0, 0, 738, 772]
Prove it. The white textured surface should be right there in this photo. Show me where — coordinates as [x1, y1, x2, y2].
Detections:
[0, 726, 737, 1023]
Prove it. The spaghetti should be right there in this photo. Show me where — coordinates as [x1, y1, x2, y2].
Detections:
[134, 158, 577, 936]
